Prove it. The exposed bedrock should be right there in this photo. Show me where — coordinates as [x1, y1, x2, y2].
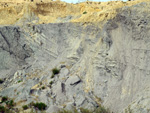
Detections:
[0, 2, 150, 113]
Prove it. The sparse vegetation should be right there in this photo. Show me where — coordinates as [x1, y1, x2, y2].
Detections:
[51, 68, 60, 78]
[80, 108, 92, 113]
[57, 109, 72, 113]
[0, 97, 15, 113]
[0, 105, 11, 113]
[95, 105, 110, 113]
[6, 100, 15, 108]
[18, 80, 22, 83]
[57, 107, 78, 113]
[51, 74, 55, 78]
[22, 105, 29, 110]
[52, 68, 60, 75]
[95, 96, 102, 103]
[33, 102, 47, 111]
[49, 81, 53, 85]
[1, 96, 8, 103]
[27, 102, 47, 111]
[41, 86, 45, 90]
[83, 11, 87, 14]
[57, 106, 110, 113]
[49, 81, 54, 88]
[0, 105, 5, 112]
[125, 106, 133, 113]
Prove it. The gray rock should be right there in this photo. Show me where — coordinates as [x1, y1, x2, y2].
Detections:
[1, 3, 150, 113]
[46, 105, 60, 113]
[52, 81, 66, 105]
[75, 94, 86, 107]
[59, 68, 69, 82]
[65, 102, 74, 111]
[66, 75, 81, 86]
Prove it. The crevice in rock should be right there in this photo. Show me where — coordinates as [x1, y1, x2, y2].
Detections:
[70, 80, 81, 86]
[61, 83, 65, 93]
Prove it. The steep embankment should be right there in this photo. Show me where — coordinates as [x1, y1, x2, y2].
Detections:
[0, 0, 150, 113]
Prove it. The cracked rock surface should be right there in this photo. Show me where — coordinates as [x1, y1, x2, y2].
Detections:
[0, 2, 150, 113]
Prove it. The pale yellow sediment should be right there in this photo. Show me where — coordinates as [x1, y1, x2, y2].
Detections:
[0, 0, 149, 25]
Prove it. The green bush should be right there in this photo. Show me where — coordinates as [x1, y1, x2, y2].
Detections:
[6, 100, 14, 108]
[0, 98, 15, 113]
[0, 105, 5, 112]
[22, 105, 28, 110]
[0, 79, 4, 84]
[41, 86, 45, 90]
[83, 11, 87, 14]
[51, 68, 60, 78]
[52, 68, 60, 75]
[18, 80, 22, 83]
[33, 102, 47, 111]
[0, 105, 11, 113]
[1, 96, 8, 103]
[49, 81, 53, 85]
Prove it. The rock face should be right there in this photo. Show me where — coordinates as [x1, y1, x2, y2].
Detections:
[0, 1, 150, 113]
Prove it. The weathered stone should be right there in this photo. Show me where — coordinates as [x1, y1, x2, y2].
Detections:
[0, 2, 150, 113]
[59, 68, 69, 81]
[46, 105, 60, 113]
[66, 75, 81, 86]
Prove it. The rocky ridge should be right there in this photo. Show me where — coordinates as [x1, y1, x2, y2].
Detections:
[0, 0, 150, 113]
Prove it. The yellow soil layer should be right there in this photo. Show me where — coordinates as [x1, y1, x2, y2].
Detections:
[0, 0, 150, 25]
